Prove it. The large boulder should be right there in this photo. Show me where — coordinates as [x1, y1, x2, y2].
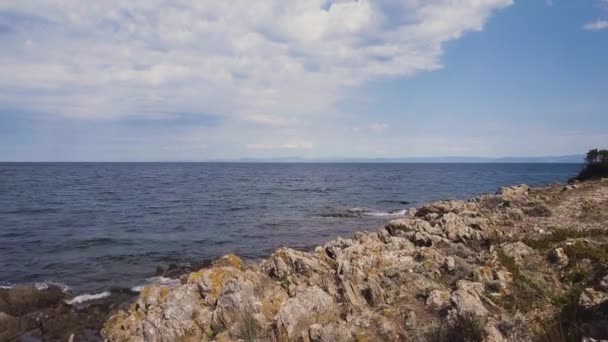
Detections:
[275, 287, 336, 341]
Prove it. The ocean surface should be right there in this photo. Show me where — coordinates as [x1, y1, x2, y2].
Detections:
[0, 162, 580, 294]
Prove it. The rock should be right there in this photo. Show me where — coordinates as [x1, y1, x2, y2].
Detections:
[500, 242, 534, 263]
[426, 290, 451, 311]
[579, 288, 608, 310]
[600, 275, 608, 291]
[341, 279, 365, 307]
[548, 247, 569, 267]
[362, 277, 385, 307]
[0, 312, 29, 341]
[485, 323, 508, 342]
[496, 185, 530, 201]
[0, 284, 65, 316]
[275, 287, 336, 341]
[451, 281, 489, 318]
[98, 180, 608, 342]
[262, 248, 329, 280]
[404, 309, 417, 330]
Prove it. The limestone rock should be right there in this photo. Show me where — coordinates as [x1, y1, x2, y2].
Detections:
[496, 185, 530, 201]
[451, 281, 489, 318]
[426, 290, 451, 311]
[579, 288, 608, 310]
[500, 242, 534, 263]
[548, 247, 569, 267]
[600, 275, 608, 291]
[275, 287, 336, 341]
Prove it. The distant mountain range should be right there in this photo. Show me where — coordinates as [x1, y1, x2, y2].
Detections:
[207, 155, 584, 163]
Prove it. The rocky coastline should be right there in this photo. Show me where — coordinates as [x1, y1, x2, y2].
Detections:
[3, 180, 608, 341]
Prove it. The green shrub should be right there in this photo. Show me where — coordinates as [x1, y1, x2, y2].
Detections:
[421, 312, 485, 342]
[571, 149, 608, 182]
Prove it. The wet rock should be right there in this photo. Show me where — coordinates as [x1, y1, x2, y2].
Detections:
[0, 284, 64, 316]
[0, 312, 29, 341]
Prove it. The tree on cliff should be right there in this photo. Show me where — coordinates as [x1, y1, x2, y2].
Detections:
[572, 149, 608, 181]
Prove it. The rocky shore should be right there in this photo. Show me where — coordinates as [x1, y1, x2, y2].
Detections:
[4, 180, 608, 341]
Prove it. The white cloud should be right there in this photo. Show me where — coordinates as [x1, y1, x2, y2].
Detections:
[369, 123, 389, 133]
[0, 0, 512, 123]
[583, 20, 608, 31]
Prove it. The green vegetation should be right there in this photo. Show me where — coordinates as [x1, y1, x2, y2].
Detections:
[235, 304, 259, 342]
[421, 312, 485, 342]
[496, 249, 546, 313]
[571, 149, 608, 182]
[523, 228, 607, 251]
[536, 240, 608, 341]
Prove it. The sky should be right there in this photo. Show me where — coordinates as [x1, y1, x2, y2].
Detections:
[0, 0, 607, 161]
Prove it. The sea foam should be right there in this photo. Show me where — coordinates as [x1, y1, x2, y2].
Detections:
[65, 291, 111, 305]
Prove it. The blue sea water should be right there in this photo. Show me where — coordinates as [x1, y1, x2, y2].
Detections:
[0, 162, 580, 293]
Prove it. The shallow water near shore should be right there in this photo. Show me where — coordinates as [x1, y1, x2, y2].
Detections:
[0, 162, 579, 295]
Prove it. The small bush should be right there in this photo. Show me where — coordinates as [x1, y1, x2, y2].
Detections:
[524, 201, 553, 217]
[421, 312, 485, 342]
[523, 228, 607, 251]
[236, 305, 259, 342]
[534, 316, 582, 342]
[496, 249, 545, 313]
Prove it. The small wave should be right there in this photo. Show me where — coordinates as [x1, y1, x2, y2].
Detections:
[0, 281, 14, 289]
[131, 276, 181, 292]
[34, 281, 71, 293]
[65, 291, 111, 305]
[364, 209, 409, 217]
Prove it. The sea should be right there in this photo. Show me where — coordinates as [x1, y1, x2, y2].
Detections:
[0, 162, 580, 296]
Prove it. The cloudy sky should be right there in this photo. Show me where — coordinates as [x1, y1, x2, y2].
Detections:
[1, 0, 607, 161]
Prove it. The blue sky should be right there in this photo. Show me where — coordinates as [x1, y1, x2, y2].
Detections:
[0, 0, 607, 161]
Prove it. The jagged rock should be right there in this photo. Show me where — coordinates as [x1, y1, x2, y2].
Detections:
[97, 180, 608, 342]
[496, 185, 530, 201]
[548, 247, 569, 267]
[484, 323, 508, 342]
[362, 276, 385, 307]
[451, 281, 489, 318]
[426, 290, 451, 311]
[341, 279, 365, 307]
[262, 248, 330, 279]
[579, 288, 608, 310]
[500, 242, 534, 263]
[275, 287, 336, 341]
[600, 275, 608, 291]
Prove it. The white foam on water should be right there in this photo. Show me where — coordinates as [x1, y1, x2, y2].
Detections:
[65, 291, 111, 305]
[364, 209, 408, 217]
[34, 281, 71, 293]
[131, 276, 181, 293]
